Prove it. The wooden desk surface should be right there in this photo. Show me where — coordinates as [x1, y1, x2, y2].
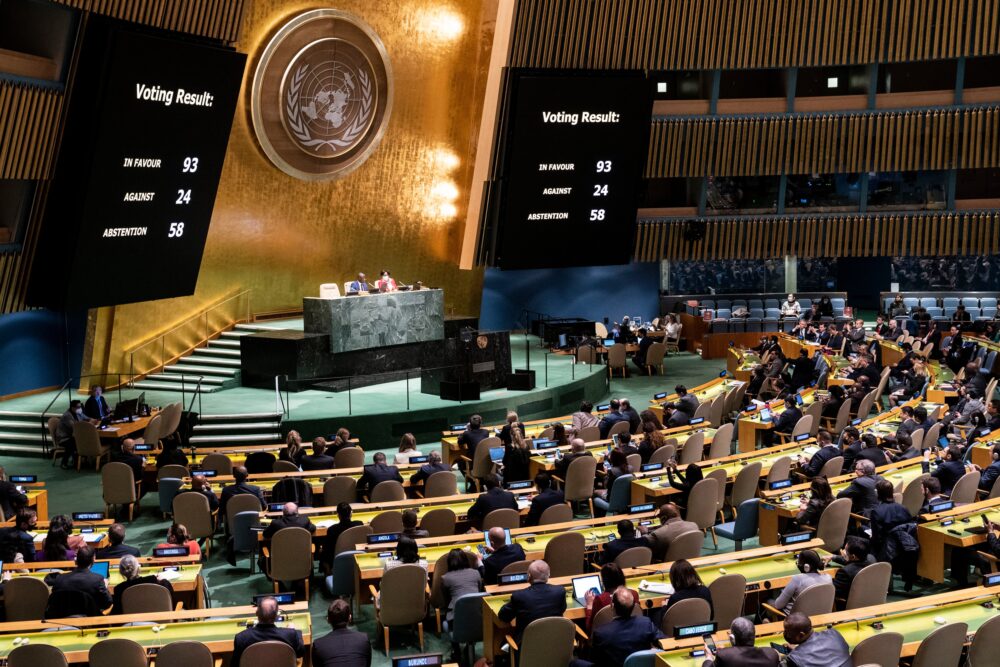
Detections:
[917, 496, 1000, 582]
[97, 412, 159, 440]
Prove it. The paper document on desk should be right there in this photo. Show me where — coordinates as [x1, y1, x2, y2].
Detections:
[803, 446, 820, 456]
[158, 569, 181, 581]
[83, 533, 107, 543]
[315, 520, 335, 529]
[517, 499, 530, 510]
[102, 428, 120, 432]
[638, 580, 674, 595]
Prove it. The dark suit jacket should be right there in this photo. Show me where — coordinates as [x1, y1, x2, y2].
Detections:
[621, 407, 642, 434]
[409, 462, 450, 486]
[0, 481, 28, 518]
[836, 475, 879, 516]
[220, 482, 265, 514]
[321, 519, 363, 566]
[300, 454, 336, 471]
[932, 459, 967, 494]
[49, 567, 113, 613]
[497, 582, 567, 639]
[598, 535, 649, 565]
[359, 464, 403, 492]
[231, 623, 305, 667]
[707, 645, 781, 667]
[855, 447, 889, 468]
[772, 407, 802, 434]
[555, 451, 593, 479]
[84, 395, 111, 420]
[526, 489, 565, 526]
[263, 514, 316, 540]
[803, 445, 841, 478]
[95, 542, 141, 559]
[599, 411, 628, 439]
[112, 453, 145, 482]
[312, 627, 372, 667]
[458, 427, 491, 455]
[467, 488, 518, 528]
[482, 543, 527, 585]
[0, 527, 35, 562]
[591, 615, 661, 667]
[634, 337, 655, 365]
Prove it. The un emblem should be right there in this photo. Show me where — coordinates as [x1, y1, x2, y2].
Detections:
[251, 9, 393, 181]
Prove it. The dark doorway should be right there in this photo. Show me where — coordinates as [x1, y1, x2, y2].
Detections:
[836, 257, 891, 312]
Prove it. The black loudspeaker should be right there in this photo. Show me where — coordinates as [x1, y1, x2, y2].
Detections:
[507, 369, 536, 391]
[440, 380, 480, 401]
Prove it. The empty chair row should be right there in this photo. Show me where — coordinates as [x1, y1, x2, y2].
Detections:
[884, 295, 999, 312]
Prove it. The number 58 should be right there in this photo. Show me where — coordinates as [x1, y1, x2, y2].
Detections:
[168, 222, 185, 238]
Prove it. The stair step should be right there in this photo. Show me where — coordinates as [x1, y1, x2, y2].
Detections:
[184, 354, 241, 367]
[234, 324, 277, 333]
[221, 331, 253, 339]
[0, 431, 45, 442]
[0, 443, 45, 455]
[147, 373, 226, 385]
[132, 381, 219, 393]
[0, 420, 46, 430]
[192, 347, 241, 357]
[208, 339, 242, 349]
[0, 411, 61, 419]
[193, 421, 281, 432]
[198, 412, 283, 422]
[165, 364, 236, 377]
[189, 433, 281, 444]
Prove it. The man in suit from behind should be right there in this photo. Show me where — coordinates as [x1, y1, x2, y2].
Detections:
[262, 502, 316, 539]
[0, 466, 28, 519]
[358, 452, 403, 495]
[498, 560, 567, 642]
[642, 503, 699, 561]
[598, 399, 627, 439]
[47, 546, 113, 615]
[573, 588, 662, 667]
[674, 385, 700, 417]
[408, 450, 450, 486]
[84, 385, 111, 421]
[467, 474, 518, 529]
[231, 597, 305, 667]
[525, 473, 565, 526]
[95, 523, 141, 559]
[312, 599, 371, 667]
[480, 526, 527, 585]
[220, 465, 265, 515]
[554, 438, 594, 479]
[598, 519, 650, 565]
[300, 438, 336, 471]
[702, 617, 780, 667]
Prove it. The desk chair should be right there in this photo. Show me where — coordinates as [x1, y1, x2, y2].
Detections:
[273, 460, 299, 473]
[544, 532, 585, 577]
[507, 616, 576, 667]
[706, 468, 728, 523]
[714, 498, 759, 551]
[370, 480, 405, 502]
[142, 414, 166, 451]
[911, 622, 967, 667]
[319, 283, 341, 299]
[226, 494, 263, 536]
[370, 510, 404, 534]
[4, 577, 49, 621]
[594, 473, 633, 516]
[967, 613, 1000, 667]
[89, 639, 146, 667]
[762, 581, 835, 620]
[815, 497, 852, 552]
[560, 455, 597, 518]
[47, 417, 63, 465]
[8, 644, 66, 667]
[850, 632, 903, 667]
[200, 453, 233, 476]
[121, 582, 177, 613]
[727, 462, 761, 517]
[577, 425, 601, 442]
[949, 470, 980, 504]
[156, 641, 214, 667]
[323, 476, 356, 506]
[264, 526, 314, 598]
[614, 546, 652, 569]
[664, 529, 703, 561]
[707, 422, 734, 459]
[450, 592, 488, 667]
[684, 477, 720, 547]
[241, 641, 297, 667]
[661, 598, 710, 636]
[334, 447, 365, 469]
[419, 507, 456, 537]
[648, 443, 676, 466]
[73, 421, 110, 471]
[607, 343, 627, 378]
[539, 502, 573, 524]
[422, 471, 458, 498]
[430, 550, 478, 634]
[326, 550, 362, 602]
[173, 491, 216, 557]
[842, 561, 891, 610]
[483, 508, 519, 530]
[371, 564, 429, 656]
[231, 510, 261, 571]
[102, 462, 140, 521]
[707, 573, 746, 630]
[157, 477, 185, 519]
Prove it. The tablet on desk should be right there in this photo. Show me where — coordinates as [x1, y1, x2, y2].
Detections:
[90, 561, 110, 578]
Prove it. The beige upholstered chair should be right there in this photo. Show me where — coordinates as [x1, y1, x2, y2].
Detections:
[102, 462, 139, 521]
[614, 546, 652, 569]
[47, 417, 64, 464]
[334, 447, 365, 469]
[728, 461, 761, 517]
[370, 480, 405, 503]
[226, 494, 264, 534]
[462, 436, 499, 492]
[661, 598, 710, 636]
[707, 423, 734, 459]
[816, 497, 852, 552]
[950, 470, 980, 504]
[88, 639, 147, 667]
[507, 617, 576, 667]
[73, 421, 109, 470]
[172, 491, 215, 556]
[323, 476, 357, 506]
[902, 474, 931, 516]
[685, 477, 720, 547]
[850, 632, 904, 667]
[200, 453, 233, 476]
[483, 508, 520, 530]
[142, 414, 165, 450]
[155, 641, 214, 667]
[121, 582, 175, 613]
[8, 644, 68, 667]
[423, 471, 458, 498]
[370, 511, 404, 534]
[817, 455, 844, 480]
[665, 529, 704, 561]
[607, 420, 631, 439]
[562, 455, 598, 517]
[157, 464, 190, 480]
[334, 524, 372, 556]
[241, 641, 297, 667]
[273, 460, 299, 472]
[607, 343, 627, 377]
[370, 564, 429, 656]
[419, 508, 456, 537]
[644, 342, 666, 375]
[538, 503, 573, 525]
[707, 573, 746, 629]
[678, 431, 705, 465]
[265, 526, 314, 598]
[967, 614, 1000, 666]
[762, 582, 835, 619]
[843, 561, 891, 610]
[649, 443, 676, 466]
[3, 577, 49, 621]
[577, 425, 601, 442]
[544, 532, 585, 577]
[319, 283, 341, 299]
[911, 622, 968, 667]
[765, 456, 792, 486]
[500, 560, 532, 576]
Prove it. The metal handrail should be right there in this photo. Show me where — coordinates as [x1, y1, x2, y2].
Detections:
[126, 289, 251, 382]
[37, 373, 130, 455]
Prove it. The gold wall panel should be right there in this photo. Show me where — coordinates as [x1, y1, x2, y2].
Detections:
[510, 0, 1000, 70]
[646, 107, 1000, 178]
[634, 212, 1000, 261]
[85, 0, 496, 376]
[51, 0, 246, 43]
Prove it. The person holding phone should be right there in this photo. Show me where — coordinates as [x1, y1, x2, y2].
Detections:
[700, 617, 779, 666]
[781, 612, 851, 667]
[950, 515, 1000, 586]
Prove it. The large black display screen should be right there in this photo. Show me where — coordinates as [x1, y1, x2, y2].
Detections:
[494, 70, 652, 269]
[27, 18, 245, 309]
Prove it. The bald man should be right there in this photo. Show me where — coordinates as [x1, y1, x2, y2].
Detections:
[262, 502, 316, 539]
[555, 438, 593, 478]
[231, 596, 304, 667]
[782, 612, 851, 667]
[112, 439, 146, 487]
[498, 560, 566, 641]
[481, 526, 527, 585]
[572, 589, 662, 667]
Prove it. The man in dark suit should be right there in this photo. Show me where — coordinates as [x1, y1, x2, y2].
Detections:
[457, 414, 491, 463]
[765, 396, 802, 446]
[919, 476, 950, 514]
[702, 617, 780, 667]
[498, 560, 567, 641]
[932, 445, 968, 495]
[83, 386, 111, 421]
[0, 467, 28, 519]
[598, 399, 627, 439]
[220, 466, 265, 515]
[358, 452, 403, 495]
[300, 438, 336, 471]
[467, 474, 518, 529]
[854, 434, 889, 468]
[312, 599, 371, 667]
[47, 546, 113, 615]
[664, 404, 692, 427]
[525, 473, 565, 526]
[409, 450, 450, 486]
[112, 441, 146, 500]
[190, 475, 220, 513]
[797, 430, 840, 478]
[836, 459, 879, 516]
[598, 519, 649, 565]
[320, 503, 362, 573]
[231, 597, 305, 667]
[56, 399, 89, 469]
[263, 502, 317, 539]
[674, 385, 700, 417]
[631, 329, 655, 372]
[481, 526, 527, 585]
[831, 537, 876, 606]
[95, 523, 141, 559]
[554, 439, 593, 479]
[0, 509, 37, 563]
[620, 399, 641, 434]
[839, 427, 862, 474]
[573, 589, 662, 667]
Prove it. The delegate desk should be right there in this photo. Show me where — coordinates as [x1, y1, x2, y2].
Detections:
[968, 428, 1000, 470]
[0, 483, 49, 522]
[353, 513, 657, 604]
[25, 519, 113, 551]
[1, 556, 204, 608]
[879, 338, 906, 368]
[481, 539, 830, 660]
[648, 377, 744, 422]
[757, 457, 926, 546]
[736, 388, 818, 453]
[193, 462, 426, 499]
[142, 443, 291, 472]
[629, 439, 816, 505]
[96, 411, 161, 442]
[926, 363, 958, 404]
[0, 604, 311, 664]
[727, 348, 761, 383]
[654, 587, 1000, 665]
[917, 496, 1000, 582]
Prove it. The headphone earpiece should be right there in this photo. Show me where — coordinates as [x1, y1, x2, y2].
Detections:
[802, 563, 811, 572]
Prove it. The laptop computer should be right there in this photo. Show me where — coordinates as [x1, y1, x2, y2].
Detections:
[571, 574, 603, 606]
[603, 339, 616, 346]
[90, 561, 110, 578]
[759, 408, 772, 423]
[489, 446, 505, 463]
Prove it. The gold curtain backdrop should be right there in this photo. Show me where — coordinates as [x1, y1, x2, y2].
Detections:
[84, 0, 495, 378]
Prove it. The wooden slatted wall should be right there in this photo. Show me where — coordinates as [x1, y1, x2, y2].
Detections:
[510, 0, 1000, 70]
[51, 0, 245, 44]
[646, 107, 1000, 177]
[634, 212, 1000, 261]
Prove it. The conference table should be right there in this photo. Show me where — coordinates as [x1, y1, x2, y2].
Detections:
[191, 461, 427, 500]
[916, 496, 1000, 582]
[0, 604, 311, 663]
[628, 439, 815, 505]
[353, 512, 657, 603]
[481, 539, 831, 660]
[736, 388, 818, 453]
[0, 482, 50, 522]
[968, 428, 1000, 470]
[926, 363, 959, 403]
[653, 587, 1000, 664]
[757, 457, 926, 546]
[25, 519, 113, 551]
[727, 348, 761, 383]
[96, 411, 161, 442]
[647, 376, 744, 422]
[1, 557, 204, 608]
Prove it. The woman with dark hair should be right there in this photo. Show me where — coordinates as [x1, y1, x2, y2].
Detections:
[155, 523, 201, 556]
[637, 422, 667, 463]
[639, 409, 663, 431]
[663, 559, 713, 616]
[583, 563, 638, 631]
[666, 462, 703, 510]
[39, 525, 73, 561]
[441, 548, 482, 660]
[385, 535, 427, 571]
[604, 449, 632, 490]
[770, 550, 831, 615]
[791, 477, 834, 531]
[572, 401, 599, 433]
[551, 422, 569, 448]
[818, 296, 834, 318]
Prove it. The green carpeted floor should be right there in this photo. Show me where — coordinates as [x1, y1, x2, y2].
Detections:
[0, 350, 935, 664]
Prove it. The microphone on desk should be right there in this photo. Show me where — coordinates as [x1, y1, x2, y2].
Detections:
[38, 618, 86, 636]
